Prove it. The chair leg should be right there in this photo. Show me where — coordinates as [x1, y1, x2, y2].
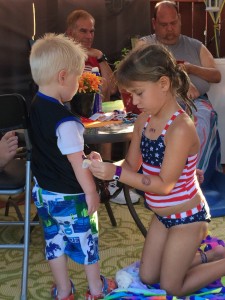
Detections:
[123, 184, 147, 237]
[4, 198, 10, 217]
[5, 196, 24, 221]
[20, 162, 32, 300]
[96, 179, 117, 227]
[30, 212, 39, 234]
[20, 212, 39, 244]
[104, 201, 117, 227]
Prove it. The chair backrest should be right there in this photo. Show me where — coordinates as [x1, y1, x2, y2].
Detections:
[0, 93, 34, 299]
[0, 93, 32, 156]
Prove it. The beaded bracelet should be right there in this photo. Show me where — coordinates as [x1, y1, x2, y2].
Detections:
[200, 250, 208, 263]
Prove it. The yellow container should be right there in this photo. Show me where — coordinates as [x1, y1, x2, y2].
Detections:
[102, 100, 124, 112]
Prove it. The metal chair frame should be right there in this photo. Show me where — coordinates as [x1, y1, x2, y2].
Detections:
[0, 93, 37, 300]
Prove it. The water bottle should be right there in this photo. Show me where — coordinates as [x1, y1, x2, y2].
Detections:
[92, 67, 102, 113]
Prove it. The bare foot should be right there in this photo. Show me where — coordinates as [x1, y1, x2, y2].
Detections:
[206, 245, 225, 262]
[191, 245, 225, 268]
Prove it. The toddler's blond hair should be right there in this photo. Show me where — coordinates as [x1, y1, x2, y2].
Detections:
[29, 33, 87, 86]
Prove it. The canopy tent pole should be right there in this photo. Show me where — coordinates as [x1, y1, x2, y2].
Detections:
[205, 0, 225, 57]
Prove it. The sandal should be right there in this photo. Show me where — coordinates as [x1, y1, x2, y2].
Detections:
[85, 275, 117, 300]
[51, 279, 75, 300]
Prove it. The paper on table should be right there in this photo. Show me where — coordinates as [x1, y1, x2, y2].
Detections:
[89, 112, 115, 121]
[98, 123, 133, 133]
[83, 120, 122, 128]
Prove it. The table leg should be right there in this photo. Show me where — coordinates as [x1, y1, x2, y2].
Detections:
[99, 143, 112, 161]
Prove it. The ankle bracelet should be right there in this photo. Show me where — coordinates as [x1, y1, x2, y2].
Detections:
[200, 251, 208, 263]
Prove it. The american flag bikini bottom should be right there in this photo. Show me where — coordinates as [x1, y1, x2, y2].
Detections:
[155, 202, 211, 229]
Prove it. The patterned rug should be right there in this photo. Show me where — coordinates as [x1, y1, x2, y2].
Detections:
[0, 198, 225, 300]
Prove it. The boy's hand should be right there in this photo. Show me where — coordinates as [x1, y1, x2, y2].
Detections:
[86, 191, 100, 215]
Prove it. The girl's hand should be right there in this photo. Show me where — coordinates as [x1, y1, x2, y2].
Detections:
[88, 151, 102, 162]
[187, 82, 200, 100]
[196, 169, 204, 184]
[89, 160, 116, 181]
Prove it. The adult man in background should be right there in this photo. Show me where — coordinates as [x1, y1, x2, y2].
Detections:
[66, 9, 117, 101]
[139, 0, 222, 185]
[66, 9, 139, 203]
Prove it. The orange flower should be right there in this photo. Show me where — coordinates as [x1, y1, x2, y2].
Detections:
[78, 72, 102, 94]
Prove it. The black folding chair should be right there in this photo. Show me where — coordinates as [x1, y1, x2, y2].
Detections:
[0, 93, 36, 300]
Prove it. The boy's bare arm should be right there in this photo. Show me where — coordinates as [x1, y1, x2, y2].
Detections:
[67, 151, 100, 215]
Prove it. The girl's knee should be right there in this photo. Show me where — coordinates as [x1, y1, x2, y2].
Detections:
[160, 281, 182, 297]
[139, 269, 158, 286]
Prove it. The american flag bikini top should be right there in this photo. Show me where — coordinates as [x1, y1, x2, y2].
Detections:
[141, 110, 184, 166]
[141, 109, 199, 208]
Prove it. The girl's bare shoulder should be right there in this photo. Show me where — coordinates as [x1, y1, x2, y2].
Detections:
[130, 113, 147, 140]
[167, 112, 198, 143]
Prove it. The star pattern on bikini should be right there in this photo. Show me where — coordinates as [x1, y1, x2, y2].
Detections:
[142, 135, 166, 166]
[161, 211, 206, 228]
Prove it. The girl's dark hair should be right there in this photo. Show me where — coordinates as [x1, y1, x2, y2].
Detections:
[115, 43, 195, 116]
